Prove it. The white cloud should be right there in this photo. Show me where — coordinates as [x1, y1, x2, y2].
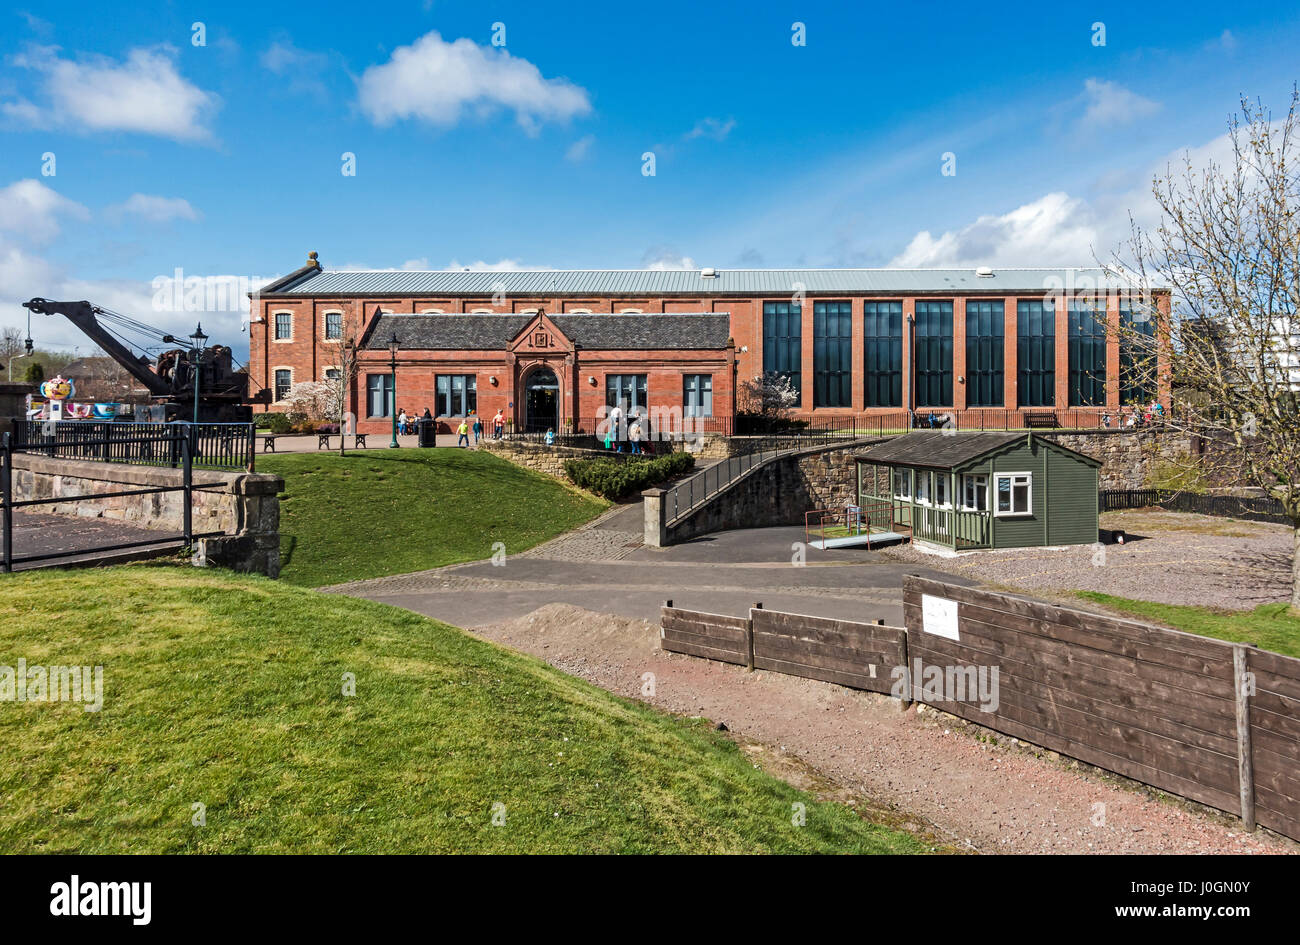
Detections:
[444, 258, 539, 271]
[0, 179, 89, 244]
[889, 192, 1102, 268]
[357, 31, 591, 133]
[1077, 78, 1161, 129]
[260, 39, 331, 98]
[641, 248, 697, 270]
[0, 246, 253, 354]
[108, 193, 200, 224]
[685, 117, 735, 142]
[6, 45, 218, 142]
[565, 134, 595, 162]
[5, 45, 218, 142]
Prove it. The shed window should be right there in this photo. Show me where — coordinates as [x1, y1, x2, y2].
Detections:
[960, 474, 988, 511]
[915, 471, 931, 505]
[994, 472, 1032, 516]
[934, 473, 951, 508]
[893, 468, 911, 500]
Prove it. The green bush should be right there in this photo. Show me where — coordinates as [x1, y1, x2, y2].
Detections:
[255, 412, 294, 434]
[564, 451, 695, 499]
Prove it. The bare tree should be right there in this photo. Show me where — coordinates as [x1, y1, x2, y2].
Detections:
[321, 309, 365, 456]
[1115, 90, 1300, 611]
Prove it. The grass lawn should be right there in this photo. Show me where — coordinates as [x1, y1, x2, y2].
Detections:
[1076, 592, 1300, 658]
[0, 567, 931, 854]
[260, 449, 607, 587]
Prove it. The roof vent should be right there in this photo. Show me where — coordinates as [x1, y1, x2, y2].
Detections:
[700, 267, 718, 278]
[975, 266, 994, 277]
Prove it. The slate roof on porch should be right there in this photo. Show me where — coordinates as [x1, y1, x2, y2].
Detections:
[363, 312, 731, 351]
[854, 432, 1027, 470]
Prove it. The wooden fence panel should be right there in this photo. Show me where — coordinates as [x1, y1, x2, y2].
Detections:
[660, 606, 750, 666]
[902, 575, 1243, 817]
[1245, 647, 1300, 840]
[751, 609, 906, 694]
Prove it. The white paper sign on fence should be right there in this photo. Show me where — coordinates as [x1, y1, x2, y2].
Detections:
[921, 594, 959, 640]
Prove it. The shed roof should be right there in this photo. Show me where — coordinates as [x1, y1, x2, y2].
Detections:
[363, 312, 731, 351]
[854, 431, 1099, 470]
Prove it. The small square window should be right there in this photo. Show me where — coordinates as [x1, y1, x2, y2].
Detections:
[994, 473, 1032, 516]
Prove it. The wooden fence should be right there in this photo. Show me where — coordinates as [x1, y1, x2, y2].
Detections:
[659, 578, 1300, 841]
[1100, 488, 1291, 525]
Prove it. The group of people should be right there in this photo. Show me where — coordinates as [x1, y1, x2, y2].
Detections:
[391, 408, 510, 446]
[603, 405, 650, 454]
[1102, 401, 1165, 429]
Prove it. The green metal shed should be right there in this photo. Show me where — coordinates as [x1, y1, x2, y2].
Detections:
[853, 432, 1100, 551]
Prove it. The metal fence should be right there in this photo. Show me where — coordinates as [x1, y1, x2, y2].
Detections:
[1100, 489, 1291, 524]
[571, 409, 1164, 439]
[1, 429, 227, 572]
[13, 420, 254, 472]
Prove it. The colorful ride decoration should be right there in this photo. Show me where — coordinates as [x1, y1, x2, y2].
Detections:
[40, 375, 75, 402]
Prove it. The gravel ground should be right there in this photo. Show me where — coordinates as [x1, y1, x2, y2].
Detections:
[474, 602, 1297, 855]
[882, 511, 1294, 610]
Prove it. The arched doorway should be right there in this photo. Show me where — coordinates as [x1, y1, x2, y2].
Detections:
[523, 366, 559, 432]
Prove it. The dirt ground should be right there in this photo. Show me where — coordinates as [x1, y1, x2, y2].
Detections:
[882, 510, 1294, 610]
[474, 602, 1297, 855]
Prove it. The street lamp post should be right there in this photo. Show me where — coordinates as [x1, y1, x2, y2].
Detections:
[189, 323, 208, 425]
[388, 331, 400, 448]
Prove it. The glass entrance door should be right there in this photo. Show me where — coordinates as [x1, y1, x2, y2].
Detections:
[524, 367, 559, 432]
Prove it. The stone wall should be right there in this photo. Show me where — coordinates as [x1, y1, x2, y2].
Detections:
[478, 440, 647, 479]
[1044, 429, 1198, 490]
[10, 453, 284, 576]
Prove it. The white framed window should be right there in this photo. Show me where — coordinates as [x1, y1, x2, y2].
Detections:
[994, 472, 1033, 516]
[273, 367, 293, 402]
[323, 310, 343, 340]
[915, 471, 931, 505]
[960, 474, 988, 511]
[934, 473, 951, 509]
[273, 311, 293, 341]
[892, 468, 911, 501]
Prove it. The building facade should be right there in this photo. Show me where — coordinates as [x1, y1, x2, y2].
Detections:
[249, 254, 1171, 434]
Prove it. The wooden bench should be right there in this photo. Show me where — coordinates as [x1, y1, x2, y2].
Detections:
[318, 433, 368, 450]
[1023, 411, 1060, 429]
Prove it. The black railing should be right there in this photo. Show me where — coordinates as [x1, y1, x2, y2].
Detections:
[1, 430, 226, 572]
[1100, 489, 1292, 524]
[13, 420, 254, 472]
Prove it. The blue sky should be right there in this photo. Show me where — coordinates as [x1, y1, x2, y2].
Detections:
[1, 1, 1298, 354]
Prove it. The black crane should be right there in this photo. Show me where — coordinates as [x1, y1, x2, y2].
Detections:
[21, 298, 253, 422]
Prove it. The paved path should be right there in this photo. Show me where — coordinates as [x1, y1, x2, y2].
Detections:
[6, 512, 182, 571]
[328, 511, 970, 628]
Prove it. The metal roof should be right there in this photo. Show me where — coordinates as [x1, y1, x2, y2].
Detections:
[265, 267, 1155, 297]
[364, 312, 731, 351]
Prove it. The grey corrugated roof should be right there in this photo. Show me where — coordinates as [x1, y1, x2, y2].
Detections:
[364, 313, 731, 351]
[267, 267, 1156, 297]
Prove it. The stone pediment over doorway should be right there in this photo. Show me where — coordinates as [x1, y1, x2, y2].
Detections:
[508, 312, 571, 354]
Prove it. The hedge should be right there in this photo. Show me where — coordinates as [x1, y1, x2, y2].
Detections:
[563, 452, 695, 500]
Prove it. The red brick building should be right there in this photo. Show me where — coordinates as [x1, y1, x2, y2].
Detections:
[249, 254, 1170, 434]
